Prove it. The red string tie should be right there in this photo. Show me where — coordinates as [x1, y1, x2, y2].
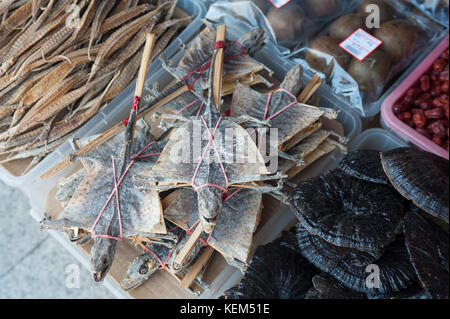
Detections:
[122, 96, 142, 126]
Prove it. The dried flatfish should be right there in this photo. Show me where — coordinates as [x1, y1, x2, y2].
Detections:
[224, 231, 316, 299]
[290, 169, 405, 251]
[296, 223, 417, 294]
[339, 150, 390, 185]
[42, 119, 171, 282]
[404, 211, 449, 299]
[381, 147, 449, 223]
[230, 65, 337, 152]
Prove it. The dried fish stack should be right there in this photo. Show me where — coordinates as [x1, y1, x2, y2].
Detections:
[42, 22, 349, 297]
[0, 0, 192, 175]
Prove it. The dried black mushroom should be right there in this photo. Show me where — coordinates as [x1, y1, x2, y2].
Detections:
[290, 169, 405, 252]
[296, 223, 417, 294]
[339, 150, 390, 185]
[404, 211, 449, 299]
[381, 147, 449, 223]
[305, 274, 367, 299]
[224, 232, 316, 299]
[367, 284, 430, 300]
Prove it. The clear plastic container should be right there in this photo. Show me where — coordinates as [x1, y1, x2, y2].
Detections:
[27, 17, 361, 299]
[381, 34, 449, 159]
[0, 0, 207, 188]
[350, 128, 408, 152]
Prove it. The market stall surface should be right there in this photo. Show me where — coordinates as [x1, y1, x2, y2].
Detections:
[0, 180, 115, 299]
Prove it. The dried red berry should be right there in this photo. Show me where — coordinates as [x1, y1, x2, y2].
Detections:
[413, 111, 427, 128]
[425, 108, 444, 119]
[420, 75, 431, 92]
[398, 111, 412, 122]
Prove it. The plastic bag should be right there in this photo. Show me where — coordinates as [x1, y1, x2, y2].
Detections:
[203, 0, 361, 50]
[406, 0, 449, 26]
[288, 0, 446, 116]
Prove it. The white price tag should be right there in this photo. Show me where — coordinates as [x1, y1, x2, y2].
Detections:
[339, 28, 383, 61]
[267, 0, 291, 9]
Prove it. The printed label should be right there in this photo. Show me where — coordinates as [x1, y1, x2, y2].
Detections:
[267, 0, 291, 9]
[339, 28, 383, 61]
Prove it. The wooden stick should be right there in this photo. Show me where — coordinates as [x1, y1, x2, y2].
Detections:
[180, 247, 214, 289]
[174, 223, 203, 267]
[135, 33, 156, 99]
[297, 75, 322, 104]
[127, 32, 156, 143]
[212, 24, 226, 111]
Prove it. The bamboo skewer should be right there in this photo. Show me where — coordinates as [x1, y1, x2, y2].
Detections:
[212, 24, 226, 110]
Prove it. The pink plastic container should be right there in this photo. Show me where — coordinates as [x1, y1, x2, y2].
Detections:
[381, 34, 449, 160]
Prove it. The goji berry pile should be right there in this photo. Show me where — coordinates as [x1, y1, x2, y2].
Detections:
[393, 49, 449, 151]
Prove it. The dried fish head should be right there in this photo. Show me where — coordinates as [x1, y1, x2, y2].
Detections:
[91, 236, 118, 282]
[197, 186, 223, 234]
[121, 252, 161, 291]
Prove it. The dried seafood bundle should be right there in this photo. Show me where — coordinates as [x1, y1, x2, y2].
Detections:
[230, 65, 347, 180]
[0, 0, 192, 175]
[289, 148, 449, 298]
[40, 32, 170, 282]
[42, 22, 350, 294]
[42, 118, 173, 282]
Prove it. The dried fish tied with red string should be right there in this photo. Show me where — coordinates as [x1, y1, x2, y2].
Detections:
[137, 110, 284, 234]
[163, 188, 262, 265]
[45, 120, 168, 238]
[162, 24, 268, 92]
[230, 65, 331, 152]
